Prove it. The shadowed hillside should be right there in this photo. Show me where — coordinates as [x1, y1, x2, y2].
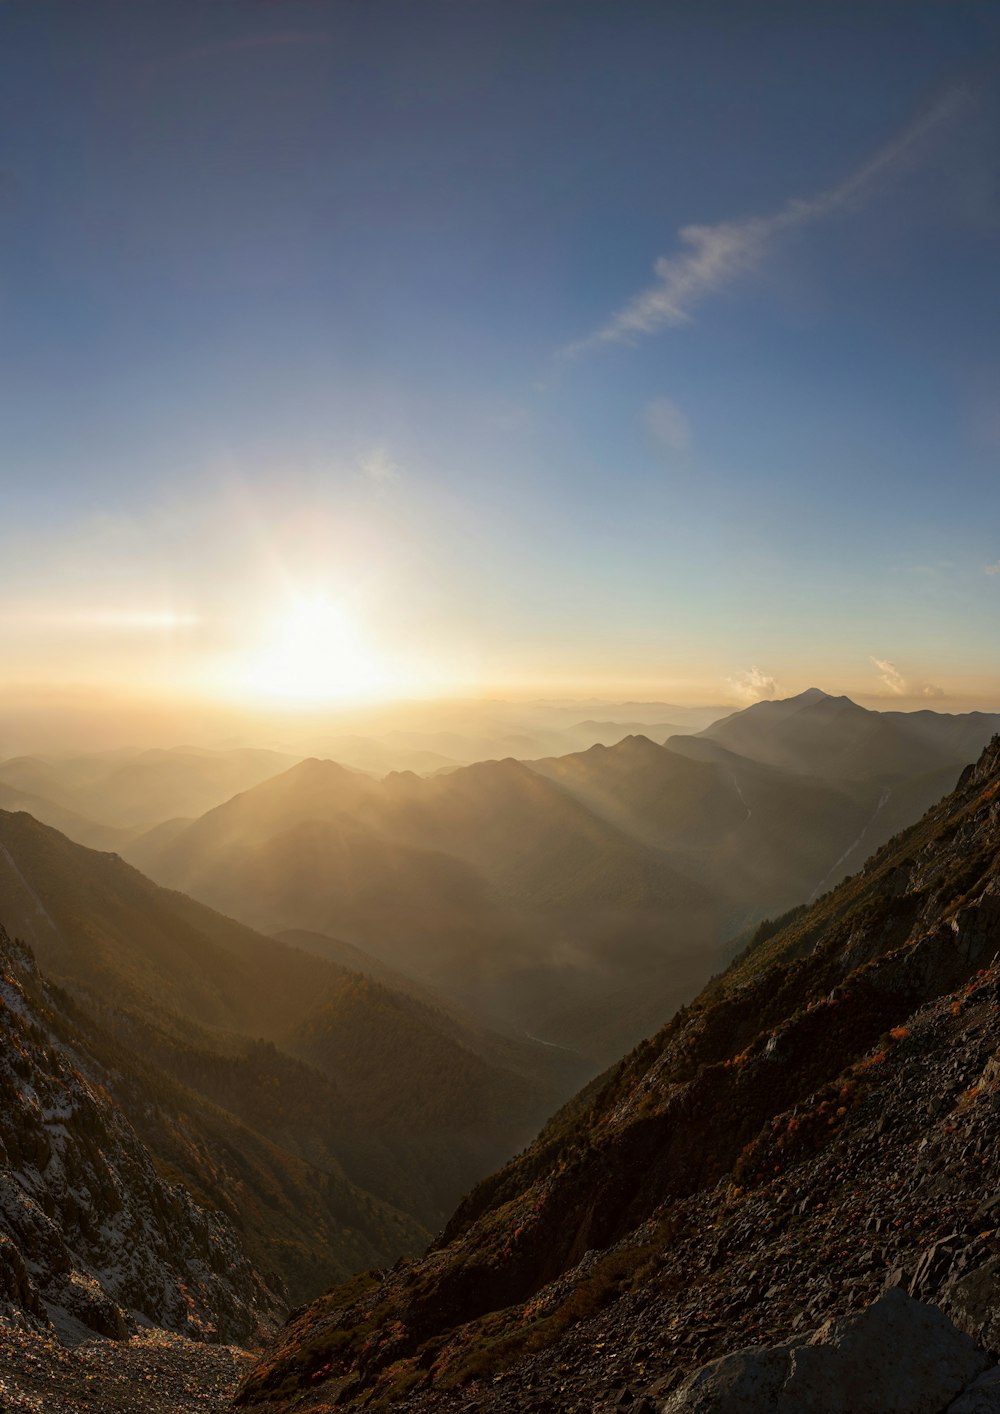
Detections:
[0, 809, 570, 1301]
[130, 756, 725, 1059]
[529, 733, 875, 924]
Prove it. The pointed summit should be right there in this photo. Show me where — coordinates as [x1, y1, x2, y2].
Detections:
[696, 685, 1000, 782]
[607, 733, 666, 756]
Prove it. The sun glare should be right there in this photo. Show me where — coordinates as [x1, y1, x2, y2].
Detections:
[239, 594, 394, 704]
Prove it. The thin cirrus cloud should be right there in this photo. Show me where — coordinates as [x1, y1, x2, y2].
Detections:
[985, 561, 1000, 576]
[870, 656, 944, 699]
[564, 87, 969, 356]
[0, 608, 200, 634]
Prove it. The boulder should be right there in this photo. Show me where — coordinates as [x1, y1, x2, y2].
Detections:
[659, 1290, 991, 1414]
[778, 1289, 990, 1413]
[659, 1346, 792, 1412]
[948, 1365, 1000, 1413]
[941, 1256, 1000, 1353]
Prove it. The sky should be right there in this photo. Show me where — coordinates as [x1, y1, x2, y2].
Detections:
[3, 0, 1000, 722]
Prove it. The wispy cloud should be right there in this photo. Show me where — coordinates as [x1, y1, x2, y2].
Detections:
[645, 396, 692, 454]
[358, 447, 401, 486]
[0, 607, 200, 634]
[728, 666, 779, 703]
[985, 561, 1000, 576]
[870, 655, 944, 699]
[871, 655, 906, 695]
[564, 88, 969, 356]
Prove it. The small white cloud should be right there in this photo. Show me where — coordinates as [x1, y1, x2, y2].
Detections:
[358, 447, 401, 486]
[869, 656, 945, 700]
[728, 666, 779, 703]
[870, 656, 906, 695]
[985, 561, 1000, 576]
[645, 397, 692, 454]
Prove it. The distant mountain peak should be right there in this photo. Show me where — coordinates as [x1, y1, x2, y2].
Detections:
[284, 755, 360, 782]
[739, 687, 862, 715]
[610, 733, 665, 755]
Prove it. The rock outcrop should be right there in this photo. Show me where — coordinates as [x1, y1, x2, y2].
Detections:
[0, 925, 278, 1342]
[661, 1290, 992, 1413]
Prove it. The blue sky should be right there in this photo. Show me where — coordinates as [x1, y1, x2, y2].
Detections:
[3, 1, 1000, 710]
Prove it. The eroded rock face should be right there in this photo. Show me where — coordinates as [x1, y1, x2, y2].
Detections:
[0, 926, 276, 1342]
[661, 1291, 991, 1414]
[940, 1255, 1000, 1355]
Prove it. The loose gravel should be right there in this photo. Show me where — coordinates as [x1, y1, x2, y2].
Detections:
[0, 1319, 255, 1413]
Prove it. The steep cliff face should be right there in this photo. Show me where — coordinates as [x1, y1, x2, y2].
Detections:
[0, 925, 280, 1344]
[237, 739, 1000, 1410]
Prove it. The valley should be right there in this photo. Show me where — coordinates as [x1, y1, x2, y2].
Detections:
[239, 727, 1000, 1411]
[2, 691, 1000, 1410]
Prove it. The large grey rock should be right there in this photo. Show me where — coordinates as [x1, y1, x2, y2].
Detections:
[948, 1365, 1000, 1414]
[659, 1346, 792, 1412]
[659, 1290, 991, 1414]
[778, 1289, 990, 1413]
[942, 1256, 1000, 1353]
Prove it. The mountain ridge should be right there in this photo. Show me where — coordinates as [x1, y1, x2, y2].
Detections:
[129, 754, 725, 1058]
[236, 733, 1000, 1410]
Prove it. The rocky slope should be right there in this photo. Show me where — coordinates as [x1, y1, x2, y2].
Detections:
[0, 1322, 255, 1414]
[237, 736, 1000, 1411]
[0, 923, 277, 1345]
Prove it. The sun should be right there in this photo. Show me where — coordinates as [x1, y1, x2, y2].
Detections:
[239, 594, 394, 704]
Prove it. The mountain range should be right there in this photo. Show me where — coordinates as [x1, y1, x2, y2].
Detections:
[4, 688, 1000, 1410]
[695, 686, 1000, 780]
[0, 747, 303, 849]
[125, 753, 724, 1062]
[236, 728, 1000, 1411]
[123, 690, 1000, 1064]
[0, 712, 704, 849]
